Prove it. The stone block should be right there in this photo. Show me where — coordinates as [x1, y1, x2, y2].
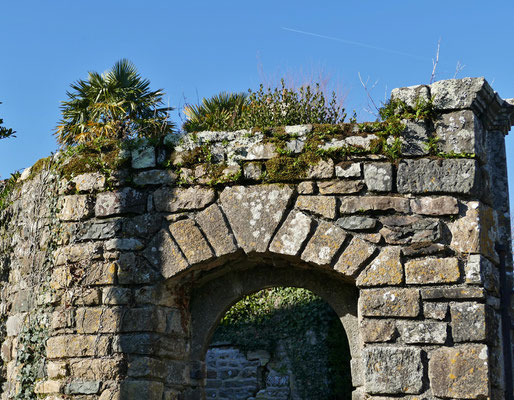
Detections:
[405, 257, 460, 284]
[153, 186, 215, 213]
[336, 215, 376, 230]
[133, 169, 176, 185]
[68, 357, 124, 381]
[464, 254, 499, 295]
[35, 380, 64, 394]
[434, 110, 483, 155]
[356, 246, 403, 287]
[122, 214, 162, 238]
[143, 229, 189, 279]
[95, 188, 146, 216]
[6, 314, 25, 337]
[132, 145, 156, 169]
[429, 344, 489, 399]
[380, 215, 441, 245]
[285, 124, 312, 135]
[127, 356, 166, 379]
[120, 380, 164, 400]
[400, 120, 430, 156]
[220, 185, 293, 253]
[64, 380, 101, 394]
[76, 307, 120, 333]
[410, 196, 459, 215]
[318, 180, 364, 194]
[306, 159, 334, 179]
[390, 84, 430, 109]
[117, 254, 162, 285]
[105, 238, 144, 251]
[243, 162, 262, 180]
[296, 195, 337, 219]
[286, 138, 305, 153]
[423, 302, 448, 320]
[363, 163, 393, 192]
[361, 319, 396, 343]
[58, 195, 94, 221]
[47, 361, 68, 379]
[269, 210, 313, 256]
[46, 335, 110, 358]
[301, 221, 346, 266]
[195, 204, 238, 257]
[400, 321, 447, 344]
[72, 172, 106, 192]
[334, 236, 377, 277]
[335, 162, 361, 178]
[76, 220, 121, 240]
[245, 142, 277, 160]
[450, 302, 487, 342]
[340, 196, 410, 214]
[421, 287, 485, 300]
[364, 346, 423, 394]
[397, 159, 479, 194]
[430, 77, 490, 110]
[169, 219, 213, 264]
[297, 181, 316, 194]
[360, 288, 420, 317]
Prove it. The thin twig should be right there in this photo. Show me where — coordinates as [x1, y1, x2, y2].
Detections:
[358, 72, 380, 116]
[430, 38, 441, 84]
[453, 61, 465, 79]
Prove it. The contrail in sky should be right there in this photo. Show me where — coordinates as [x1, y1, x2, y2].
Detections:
[282, 27, 427, 61]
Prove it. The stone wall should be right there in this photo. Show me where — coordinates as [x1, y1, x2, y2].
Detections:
[0, 77, 512, 399]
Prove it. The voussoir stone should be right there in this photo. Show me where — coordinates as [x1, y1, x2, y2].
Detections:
[397, 159, 479, 194]
[360, 288, 420, 317]
[195, 204, 238, 257]
[340, 196, 410, 214]
[96, 188, 146, 216]
[153, 186, 215, 213]
[269, 210, 313, 256]
[334, 236, 376, 277]
[356, 246, 403, 287]
[296, 195, 337, 219]
[301, 221, 346, 266]
[410, 196, 459, 215]
[169, 219, 213, 265]
[364, 346, 423, 394]
[220, 185, 293, 253]
[143, 229, 189, 279]
[405, 257, 460, 284]
[429, 344, 489, 399]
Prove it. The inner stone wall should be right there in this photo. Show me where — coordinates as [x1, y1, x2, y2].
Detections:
[0, 77, 513, 400]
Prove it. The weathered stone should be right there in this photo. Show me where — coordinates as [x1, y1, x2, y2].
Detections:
[400, 321, 447, 344]
[401, 243, 446, 257]
[361, 319, 396, 343]
[58, 195, 94, 221]
[221, 164, 241, 179]
[65, 380, 101, 394]
[360, 288, 420, 317]
[105, 238, 144, 251]
[76, 307, 120, 333]
[46, 335, 110, 358]
[423, 302, 448, 320]
[335, 162, 361, 178]
[410, 196, 459, 215]
[296, 195, 337, 219]
[356, 246, 403, 287]
[429, 344, 489, 399]
[284, 124, 312, 135]
[405, 257, 460, 284]
[297, 181, 316, 194]
[195, 204, 238, 257]
[269, 210, 313, 256]
[449, 202, 498, 262]
[397, 159, 479, 194]
[243, 162, 262, 180]
[35, 380, 64, 394]
[435, 110, 483, 155]
[334, 237, 376, 277]
[363, 163, 393, 192]
[285, 138, 305, 153]
[127, 356, 166, 379]
[430, 77, 490, 110]
[421, 286, 485, 300]
[364, 347, 423, 394]
[120, 380, 164, 400]
[122, 214, 162, 238]
[72, 173, 106, 192]
[306, 159, 334, 179]
[336, 216, 376, 230]
[132, 145, 156, 169]
[464, 254, 499, 295]
[390, 84, 430, 109]
[450, 302, 487, 342]
[318, 180, 364, 194]
[6, 314, 25, 337]
[95, 188, 146, 216]
[103, 287, 131, 305]
[401, 120, 430, 156]
[220, 185, 293, 253]
[301, 221, 346, 266]
[133, 169, 176, 185]
[169, 219, 213, 264]
[143, 229, 189, 279]
[153, 186, 215, 213]
[245, 143, 277, 160]
[340, 196, 410, 214]
[379, 215, 440, 245]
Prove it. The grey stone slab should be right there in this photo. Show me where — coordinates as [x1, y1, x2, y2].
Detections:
[196, 204, 238, 257]
[399, 321, 447, 344]
[143, 229, 189, 278]
[169, 219, 213, 265]
[301, 221, 346, 266]
[269, 210, 313, 256]
[363, 163, 393, 192]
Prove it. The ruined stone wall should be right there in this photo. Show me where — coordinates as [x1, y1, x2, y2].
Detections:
[0, 77, 513, 400]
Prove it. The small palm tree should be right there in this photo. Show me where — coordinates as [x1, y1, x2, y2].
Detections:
[183, 92, 248, 132]
[56, 59, 174, 146]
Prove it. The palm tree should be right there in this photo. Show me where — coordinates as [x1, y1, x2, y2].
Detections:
[56, 59, 174, 146]
[183, 92, 248, 132]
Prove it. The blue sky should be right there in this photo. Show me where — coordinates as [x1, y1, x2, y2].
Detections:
[1, 1, 513, 213]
